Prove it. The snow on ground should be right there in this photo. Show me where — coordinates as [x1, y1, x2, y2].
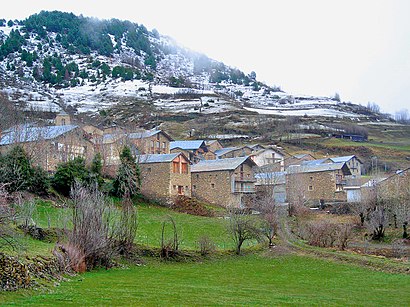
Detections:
[244, 106, 362, 118]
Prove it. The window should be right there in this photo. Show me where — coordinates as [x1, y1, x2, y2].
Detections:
[310, 176, 313, 180]
[61, 118, 66, 125]
[308, 185, 314, 191]
[193, 185, 196, 190]
[181, 162, 188, 174]
[147, 167, 151, 173]
[173, 161, 179, 173]
[196, 174, 199, 179]
[178, 186, 184, 195]
[211, 183, 215, 188]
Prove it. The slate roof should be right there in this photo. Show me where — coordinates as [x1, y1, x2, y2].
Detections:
[287, 162, 351, 175]
[214, 147, 239, 157]
[128, 129, 173, 141]
[329, 155, 357, 163]
[0, 125, 78, 146]
[301, 158, 329, 166]
[170, 140, 205, 151]
[137, 153, 181, 164]
[191, 156, 255, 172]
[293, 153, 314, 159]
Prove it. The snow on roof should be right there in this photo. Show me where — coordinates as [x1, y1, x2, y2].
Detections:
[137, 153, 181, 164]
[0, 125, 78, 146]
[287, 162, 351, 175]
[170, 140, 205, 151]
[191, 156, 254, 172]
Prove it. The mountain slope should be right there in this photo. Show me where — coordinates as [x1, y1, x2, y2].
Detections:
[0, 11, 384, 122]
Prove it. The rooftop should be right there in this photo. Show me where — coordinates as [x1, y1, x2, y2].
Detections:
[287, 162, 351, 175]
[137, 152, 182, 164]
[0, 125, 78, 146]
[170, 140, 205, 151]
[191, 156, 254, 172]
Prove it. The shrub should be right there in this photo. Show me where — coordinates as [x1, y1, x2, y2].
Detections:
[52, 157, 90, 196]
[197, 235, 216, 256]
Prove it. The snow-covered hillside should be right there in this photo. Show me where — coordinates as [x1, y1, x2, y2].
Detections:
[0, 13, 379, 120]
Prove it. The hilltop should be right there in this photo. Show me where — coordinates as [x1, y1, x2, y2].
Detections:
[0, 11, 387, 121]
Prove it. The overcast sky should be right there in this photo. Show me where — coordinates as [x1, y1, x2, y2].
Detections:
[2, 0, 410, 114]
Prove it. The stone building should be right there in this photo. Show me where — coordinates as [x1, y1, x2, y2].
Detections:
[214, 146, 253, 159]
[286, 162, 351, 205]
[170, 140, 214, 163]
[378, 168, 410, 205]
[249, 147, 285, 168]
[138, 152, 191, 203]
[191, 156, 257, 207]
[129, 129, 173, 155]
[301, 155, 363, 178]
[205, 140, 223, 153]
[0, 123, 94, 171]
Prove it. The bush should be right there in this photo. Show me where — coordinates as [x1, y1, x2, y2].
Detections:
[52, 157, 90, 196]
[0, 146, 49, 195]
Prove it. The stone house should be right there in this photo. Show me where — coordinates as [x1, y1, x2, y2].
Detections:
[0, 123, 94, 171]
[129, 129, 173, 155]
[214, 146, 253, 159]
[327, 155, 363, 178]
[191, 156, 257, 207]
[205, 140, 223, 153]
[301, 155, 363, 178]
[138, 152, 191, 203]
[170, 140, 215, 163]
[286, 162, 351, 205]
[285, 153, 316, 168]
[378, 168, 410, 206]
[249, 147, 285, 168]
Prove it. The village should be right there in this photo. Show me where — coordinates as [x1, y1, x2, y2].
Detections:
[1, 111, 408, 211]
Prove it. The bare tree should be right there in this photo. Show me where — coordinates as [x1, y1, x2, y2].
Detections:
[394, 109, 410, 124]
[112, 197, 138, 255]
[0, 183, 18, 250]
[227, 207, 260, 255]
[160, 216, 179, 259]
[54, 182, 114, 272]
[252, 170, 280, 247]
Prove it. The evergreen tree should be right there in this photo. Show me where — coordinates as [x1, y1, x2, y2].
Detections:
[112, 147, 140, 199]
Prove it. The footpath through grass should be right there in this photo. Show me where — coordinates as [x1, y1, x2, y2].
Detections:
[1, 253, 409, 306]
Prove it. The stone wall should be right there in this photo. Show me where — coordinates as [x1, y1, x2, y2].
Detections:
[192, 170, 234, 207]
[140, 162, 171, 202]
[287, 170, 347, 205]
[139, 160, 191, 203]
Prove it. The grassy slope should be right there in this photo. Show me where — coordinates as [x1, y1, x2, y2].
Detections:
[1, 254, 409, 306]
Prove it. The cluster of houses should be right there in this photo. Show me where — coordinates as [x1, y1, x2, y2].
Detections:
[1, 112, 408, 208]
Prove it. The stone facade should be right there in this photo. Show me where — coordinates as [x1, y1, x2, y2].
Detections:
[286, 164, 350, 205]
[250, 148, 284, 167]
[191, 157, 256, 207]
[130, 130, 172, 155]
[139, 153, 191, 203]
[0, 125, 94, 172]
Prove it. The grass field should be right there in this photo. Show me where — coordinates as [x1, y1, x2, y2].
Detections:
[1, 254, 409, 306]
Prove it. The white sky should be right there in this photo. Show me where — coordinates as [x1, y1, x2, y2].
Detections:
[2, 0, 410, 114]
